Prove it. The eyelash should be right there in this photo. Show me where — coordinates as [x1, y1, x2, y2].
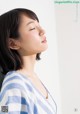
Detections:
[30, 28, 35, 31]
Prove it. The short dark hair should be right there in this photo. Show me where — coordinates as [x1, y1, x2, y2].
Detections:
[0, 8, 41, 89]
[0, 8, 41, 74]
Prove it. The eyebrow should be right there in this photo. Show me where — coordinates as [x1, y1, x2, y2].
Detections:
[26, 21, 35, 26]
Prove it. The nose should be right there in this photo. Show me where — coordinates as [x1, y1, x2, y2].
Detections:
[39, 27, 45, 36]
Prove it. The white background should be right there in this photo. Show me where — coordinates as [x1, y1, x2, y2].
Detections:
[0, 0, 61, 114]
[54, 2, 80, 114]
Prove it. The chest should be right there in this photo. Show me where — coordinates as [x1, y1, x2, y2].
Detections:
[29, 76, 48, 99]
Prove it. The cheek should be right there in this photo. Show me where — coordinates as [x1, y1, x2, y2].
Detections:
[25, 33, 41, 44]
[19, 30, 41, 48]
[20, 35, 40, 50]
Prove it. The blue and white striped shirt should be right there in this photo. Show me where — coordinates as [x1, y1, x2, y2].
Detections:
[0, 71, 57, 114]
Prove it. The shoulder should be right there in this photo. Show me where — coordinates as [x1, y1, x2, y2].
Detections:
[0, 71, 36, 107]
[1, 71, 25, 92]
[0, 71, 34, 101]
[1, 71, 33, 92]
[0, 71, 37, 113]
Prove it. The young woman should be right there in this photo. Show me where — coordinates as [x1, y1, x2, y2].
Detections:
[0, 8, 57, 114]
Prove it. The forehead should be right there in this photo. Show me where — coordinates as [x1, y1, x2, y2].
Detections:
[20, 14, 38, 25]
[20, 14, 38, 22]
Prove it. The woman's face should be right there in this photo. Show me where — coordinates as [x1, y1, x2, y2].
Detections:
[17, 14, 48, 56]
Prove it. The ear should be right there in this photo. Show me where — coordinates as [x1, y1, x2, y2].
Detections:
[8, 38, 21, 50]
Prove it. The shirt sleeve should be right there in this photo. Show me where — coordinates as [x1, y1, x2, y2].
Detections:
[0, 89, 29, 114]
[0, 85, 31, 114]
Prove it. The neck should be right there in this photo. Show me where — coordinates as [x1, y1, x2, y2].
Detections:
[17, 54, 36, 76]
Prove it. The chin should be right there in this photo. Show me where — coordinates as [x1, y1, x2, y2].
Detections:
[40, 44, 48, 52]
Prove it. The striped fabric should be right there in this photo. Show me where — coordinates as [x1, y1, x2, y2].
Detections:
[0, 71, 57, 114]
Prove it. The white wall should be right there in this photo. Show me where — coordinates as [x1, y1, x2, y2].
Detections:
[54, 2, 80, 114]
[0, 0, 61, 114]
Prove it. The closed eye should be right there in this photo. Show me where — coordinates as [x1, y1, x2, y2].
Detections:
[29, 28, 35, 31]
